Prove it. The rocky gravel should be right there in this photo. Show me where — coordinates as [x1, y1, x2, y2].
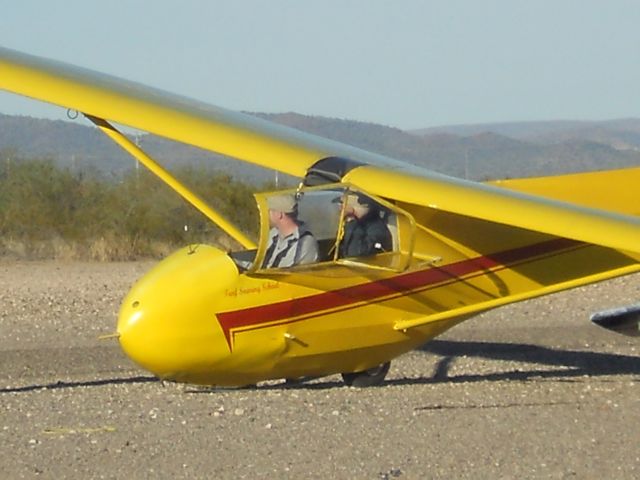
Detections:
[1, 260, 639, 479]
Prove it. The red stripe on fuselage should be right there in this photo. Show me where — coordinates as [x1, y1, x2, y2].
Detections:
[216, 238, 580, 349]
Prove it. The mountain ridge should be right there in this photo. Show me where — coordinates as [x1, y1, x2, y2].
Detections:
[2, 112, 640, 182]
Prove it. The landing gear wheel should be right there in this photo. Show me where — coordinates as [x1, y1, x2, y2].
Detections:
[341, 361, 391, 387]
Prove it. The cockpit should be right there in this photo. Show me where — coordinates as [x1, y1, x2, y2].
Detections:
[230, 184, 416, 274]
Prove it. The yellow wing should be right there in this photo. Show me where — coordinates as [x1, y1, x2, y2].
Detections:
[489, 166, 640, 216]
[343, 165, 640, 254]
[2, 46, 640, 254]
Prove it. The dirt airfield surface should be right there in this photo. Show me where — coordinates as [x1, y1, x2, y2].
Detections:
[1, 260, 639, 479]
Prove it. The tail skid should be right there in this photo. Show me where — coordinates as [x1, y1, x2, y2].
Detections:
[591, 304, 640, 337]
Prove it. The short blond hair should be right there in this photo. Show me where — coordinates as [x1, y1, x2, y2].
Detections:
[267, 194, 297, 214]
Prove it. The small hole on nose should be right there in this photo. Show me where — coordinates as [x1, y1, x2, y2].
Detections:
[132, 301, 140, 308]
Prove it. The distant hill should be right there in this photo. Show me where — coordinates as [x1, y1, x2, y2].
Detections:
[259, 113, 640, 180]
[414, 118, 640, 149]
[2, 112, 640, 183]
[0, 114, 286, 184]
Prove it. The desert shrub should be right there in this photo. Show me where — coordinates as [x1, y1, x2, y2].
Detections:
[0, 157, 260, 260]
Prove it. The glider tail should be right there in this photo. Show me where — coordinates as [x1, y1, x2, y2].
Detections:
[490, 165, 640, 217]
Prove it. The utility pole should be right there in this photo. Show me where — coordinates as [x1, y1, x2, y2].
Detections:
[135, 134, 141, 183]
[464, 149, 469, 180]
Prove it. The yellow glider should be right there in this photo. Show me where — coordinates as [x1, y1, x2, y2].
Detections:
[1, 46, 639, 387]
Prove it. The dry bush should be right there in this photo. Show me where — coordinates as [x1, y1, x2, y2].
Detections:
[0, 158, 260, 261]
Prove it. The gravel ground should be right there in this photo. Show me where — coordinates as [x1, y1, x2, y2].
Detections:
[1, 260, 639, 479]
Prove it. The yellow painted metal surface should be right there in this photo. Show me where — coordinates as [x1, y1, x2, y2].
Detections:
[491, 166, 640, 216]
[117, 233, 640, 386]
[394, 263, 640, 330]
[343, 165, 640, 254]
[0, 46, 327, 177]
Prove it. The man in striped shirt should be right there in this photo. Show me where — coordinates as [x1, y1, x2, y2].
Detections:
[262, 194, 318, 269]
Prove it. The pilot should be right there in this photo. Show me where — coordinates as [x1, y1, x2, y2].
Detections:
[262, 194, 318, 268]
[336, 192, 392, 258]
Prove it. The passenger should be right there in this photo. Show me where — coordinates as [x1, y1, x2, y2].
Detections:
[336, 192, 392, 258]
[262, 194, 319, 268]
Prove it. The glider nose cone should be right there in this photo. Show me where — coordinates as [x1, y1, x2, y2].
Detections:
[117, 299, 150, 365]
[118, 301, 143, 334]
[117, 293, 170, 376]
[116, 245, 240, 380]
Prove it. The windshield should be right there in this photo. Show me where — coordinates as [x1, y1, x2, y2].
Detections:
[237, 184, 415, 273]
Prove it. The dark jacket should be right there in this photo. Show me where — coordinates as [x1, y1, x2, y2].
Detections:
[339, 213, 392, 258]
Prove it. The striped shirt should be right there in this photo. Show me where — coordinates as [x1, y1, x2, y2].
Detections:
[263, 224, 318, 268]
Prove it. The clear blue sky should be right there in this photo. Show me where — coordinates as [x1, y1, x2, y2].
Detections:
[2, 0, 640, 130]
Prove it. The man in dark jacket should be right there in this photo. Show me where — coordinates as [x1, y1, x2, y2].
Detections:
[337, 193, 392, 258]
